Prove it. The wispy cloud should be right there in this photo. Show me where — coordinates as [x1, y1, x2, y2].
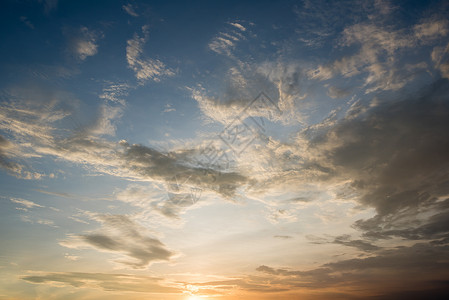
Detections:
[40, 0, 58, 14]
[162, 103, 175, 113]
[10, 197, 43, 209]
[191, 61, 298, 125]
[126, 26, 175, 82]
[122, 3, 139, 17]
[19, 16, 34, 29]
[307, 22, 418, 93]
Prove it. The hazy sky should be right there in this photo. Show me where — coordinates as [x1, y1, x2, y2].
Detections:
[1, 1, 449, 299]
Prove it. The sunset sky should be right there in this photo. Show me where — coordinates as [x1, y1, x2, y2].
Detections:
[1, 0, 449, 299]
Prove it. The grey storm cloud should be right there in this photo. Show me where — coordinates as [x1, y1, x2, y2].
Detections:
[256, 242, 449, 297]
[305, 79, 449, 242]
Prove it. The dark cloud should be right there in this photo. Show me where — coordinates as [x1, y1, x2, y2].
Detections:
[304, 79, 449, 241]
[241, 79, 449, 297]
[121, 142, 248, 199]
[61, 215, 173, 268]
[333, 235, 380, 251]
[274, 235, 293, 239]
[306, 234, 380, 252]
[256, 242, 449, 297]
[287, 196, 312, 203]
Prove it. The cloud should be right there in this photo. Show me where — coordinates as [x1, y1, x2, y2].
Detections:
[163, 103, 175, 113]
[39, 0, 58, 14]
[0, 85, 248, 201]
[0, 85, 79, 177]
[431, 42, 449, 79]
[332, 235, 380, 251]
[191, 61, 301, 125]
[327, 86, 351, 99]
[99, 82, 130, 106]
[209, 21, 248, 56]
[19, 16, 34, 29]
[306, 20, 427, 93]
[293, 0, 366, 48]
[306, 234, 380, 252]
[114, 183, 193, 221]
[120, 142, 248, 199]
[21, 271, 179, 293]
[255, 242, 449, 297]
[66, 26, 101, 61]
[10, 197, 43, 209]
[64, 253, 80, 261]
[60, 214, 174, 268]
[36, 189, 75, 199]
[274, 235, 293, 239]
[20, 215, 57, 227]
[88, 103, 123, 136]
[0, 135, 25, 177]
[415, 18, 449, 41]
[301, 80, 449, 241]
[84, 81, 129, 137]
[123, 3, 139, 17]
[126, 26, 175, 82]
[229, 22, 246, 31]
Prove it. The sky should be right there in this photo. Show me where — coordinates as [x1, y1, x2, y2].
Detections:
[1, 0, 449, 299]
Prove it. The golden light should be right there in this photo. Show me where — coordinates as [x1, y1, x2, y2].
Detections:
[188, 296, 205, 300]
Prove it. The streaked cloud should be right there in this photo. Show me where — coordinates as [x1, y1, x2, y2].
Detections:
[126, 26, 175, 82]
[209, 21, 248, 56]
[122, 3, 139, 17]
[10, 197, 43, 209]
[22, 271, 180, 293]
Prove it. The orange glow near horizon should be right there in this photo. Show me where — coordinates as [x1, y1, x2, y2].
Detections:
[187, 296, 206, 300]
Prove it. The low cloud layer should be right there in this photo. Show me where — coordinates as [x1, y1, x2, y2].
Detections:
[22, 271, 179, 293]
[255, 242, 449, 299]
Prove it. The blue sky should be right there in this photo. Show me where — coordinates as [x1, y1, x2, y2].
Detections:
[1, 1, 449, 299]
